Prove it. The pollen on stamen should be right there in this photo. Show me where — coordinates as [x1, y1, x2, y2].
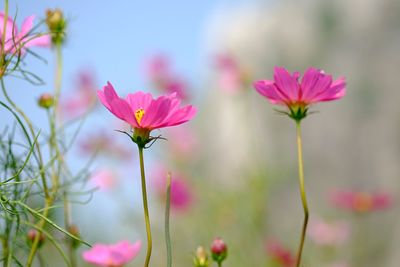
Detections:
[135, 108, 145, 125]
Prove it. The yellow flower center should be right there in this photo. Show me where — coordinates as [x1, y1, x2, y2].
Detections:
[135, 108, 145, 125]
[353, 193, 373, 212]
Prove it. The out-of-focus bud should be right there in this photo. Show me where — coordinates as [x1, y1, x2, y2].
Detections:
[211, 238, 227, 264]
[38, 93, 54, 109]
[46, 9, 66, 45]
[193, 246, 209, 267]
[67, 224, 82, 249]
[27, 229, 45, 248]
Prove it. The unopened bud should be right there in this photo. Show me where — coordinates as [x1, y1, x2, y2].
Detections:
[67, 224, 82, 249]
[46, 9, 66, 45]
[211, 238, 227, 264]
[193, 246, 209, 267]
[27, 229, 45, 248]
[38, 93, 54, 109]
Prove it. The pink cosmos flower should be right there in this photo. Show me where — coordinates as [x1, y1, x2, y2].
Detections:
[215, 53, 248, 93]
[0, 12, 50, 54]
[90, 169, 117, 191]
[329, 190, 393, 213]
[266, 240, 295, 267]
[97, 82, 196, 144]
[79, 131, 133, 160]
[144, 55, 189, 100]
[165, 126, 198, 158]
[308, 217, 350, 246]
[151, 167, 193, 211]
[82, 240, 141, 267]
[61, 70, 98, 120]
[253, 67, 345, 119]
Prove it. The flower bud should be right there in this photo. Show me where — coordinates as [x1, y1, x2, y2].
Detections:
[27, 229, 45, 248]
[210, 238, 227, 264]
[193, 246, 209, 267]
[67, 224, 82, 249]
[38, 93, 54, 109]
[46, 9, 66, 45]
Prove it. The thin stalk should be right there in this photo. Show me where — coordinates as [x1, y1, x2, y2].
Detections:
[165, 172, 172, 267]
[63, 192, 76, 267]
[138, 146, 152, 267]
[295, 121, 309, 267]
[27, 39, 64, 267]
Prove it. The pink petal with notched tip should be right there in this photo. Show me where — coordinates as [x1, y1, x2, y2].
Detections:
[158, 105, 197, 128]
[125, 91, 153, 112]
[314, 77, 346, 102]
[273, 67, 299, 101]
[253, 80, 287, 105]
[19, 15, 34, 38]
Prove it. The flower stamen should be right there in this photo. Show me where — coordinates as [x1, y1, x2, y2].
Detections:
[135, 108, 145, 125]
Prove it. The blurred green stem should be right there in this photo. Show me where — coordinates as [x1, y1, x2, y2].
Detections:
[138, 146, 152, 267]
[165, 172, 172, 267]
[27, 42, 64, 267]
[295, 121, 309, 267]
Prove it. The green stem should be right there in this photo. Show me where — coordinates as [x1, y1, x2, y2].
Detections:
[165, 172, 172, 267]
[218, 262, 222, 267]
[295, 121, 309, 267]
[138, 146, 152, 267]
[27, 38, 64, 267]
[63, 192, 76, 267]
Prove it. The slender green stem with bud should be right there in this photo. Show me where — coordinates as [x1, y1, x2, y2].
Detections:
[165, 172, 172, 267]
[138, 146, 152, 267]
[295, 121, 309, 267]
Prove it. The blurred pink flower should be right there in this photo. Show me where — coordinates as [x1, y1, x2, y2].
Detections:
[90, 169, 117, 191]
[266, 239, 295, 267]
[97, 82, 196, 135]
[215, 53, 248, 93]
[329, 190, 393, 213]
[61, 70, 97, 120]
[166, 126, 198, 158]
[79, 131, 133, 160]
[308, 217, 350, 246]
[82, 240, 141, 267]
[144, 54, 189, 100]
[254, 67, 346, 107]
[151, 167, 193, 211]
[0, 12, 50, 54]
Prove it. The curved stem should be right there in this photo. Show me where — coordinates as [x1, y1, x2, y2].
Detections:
[165, 172, 172, 267]
[295, 121, 309, 267]
[138, 146, 152, 267]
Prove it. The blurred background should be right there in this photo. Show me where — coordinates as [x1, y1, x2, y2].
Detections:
[1, 0, 400, 266]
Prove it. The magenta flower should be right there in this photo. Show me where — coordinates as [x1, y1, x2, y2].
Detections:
[79, 131, 133, 160]
[97, 82, 196, 146]
[82, 240, 141, 267]
[308, 217, 350, 246]
[0, 12, 50, 54]
[330, 190, 393, 213]
[215, 53, 248, 93]
[61, 70, 98, 120]
[151, 167, 193, 211]
[144, 55, 189, 99]
[90, 169, 117, 191]
[266, 240, 295, 267]
[253, 67, 346, 120]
